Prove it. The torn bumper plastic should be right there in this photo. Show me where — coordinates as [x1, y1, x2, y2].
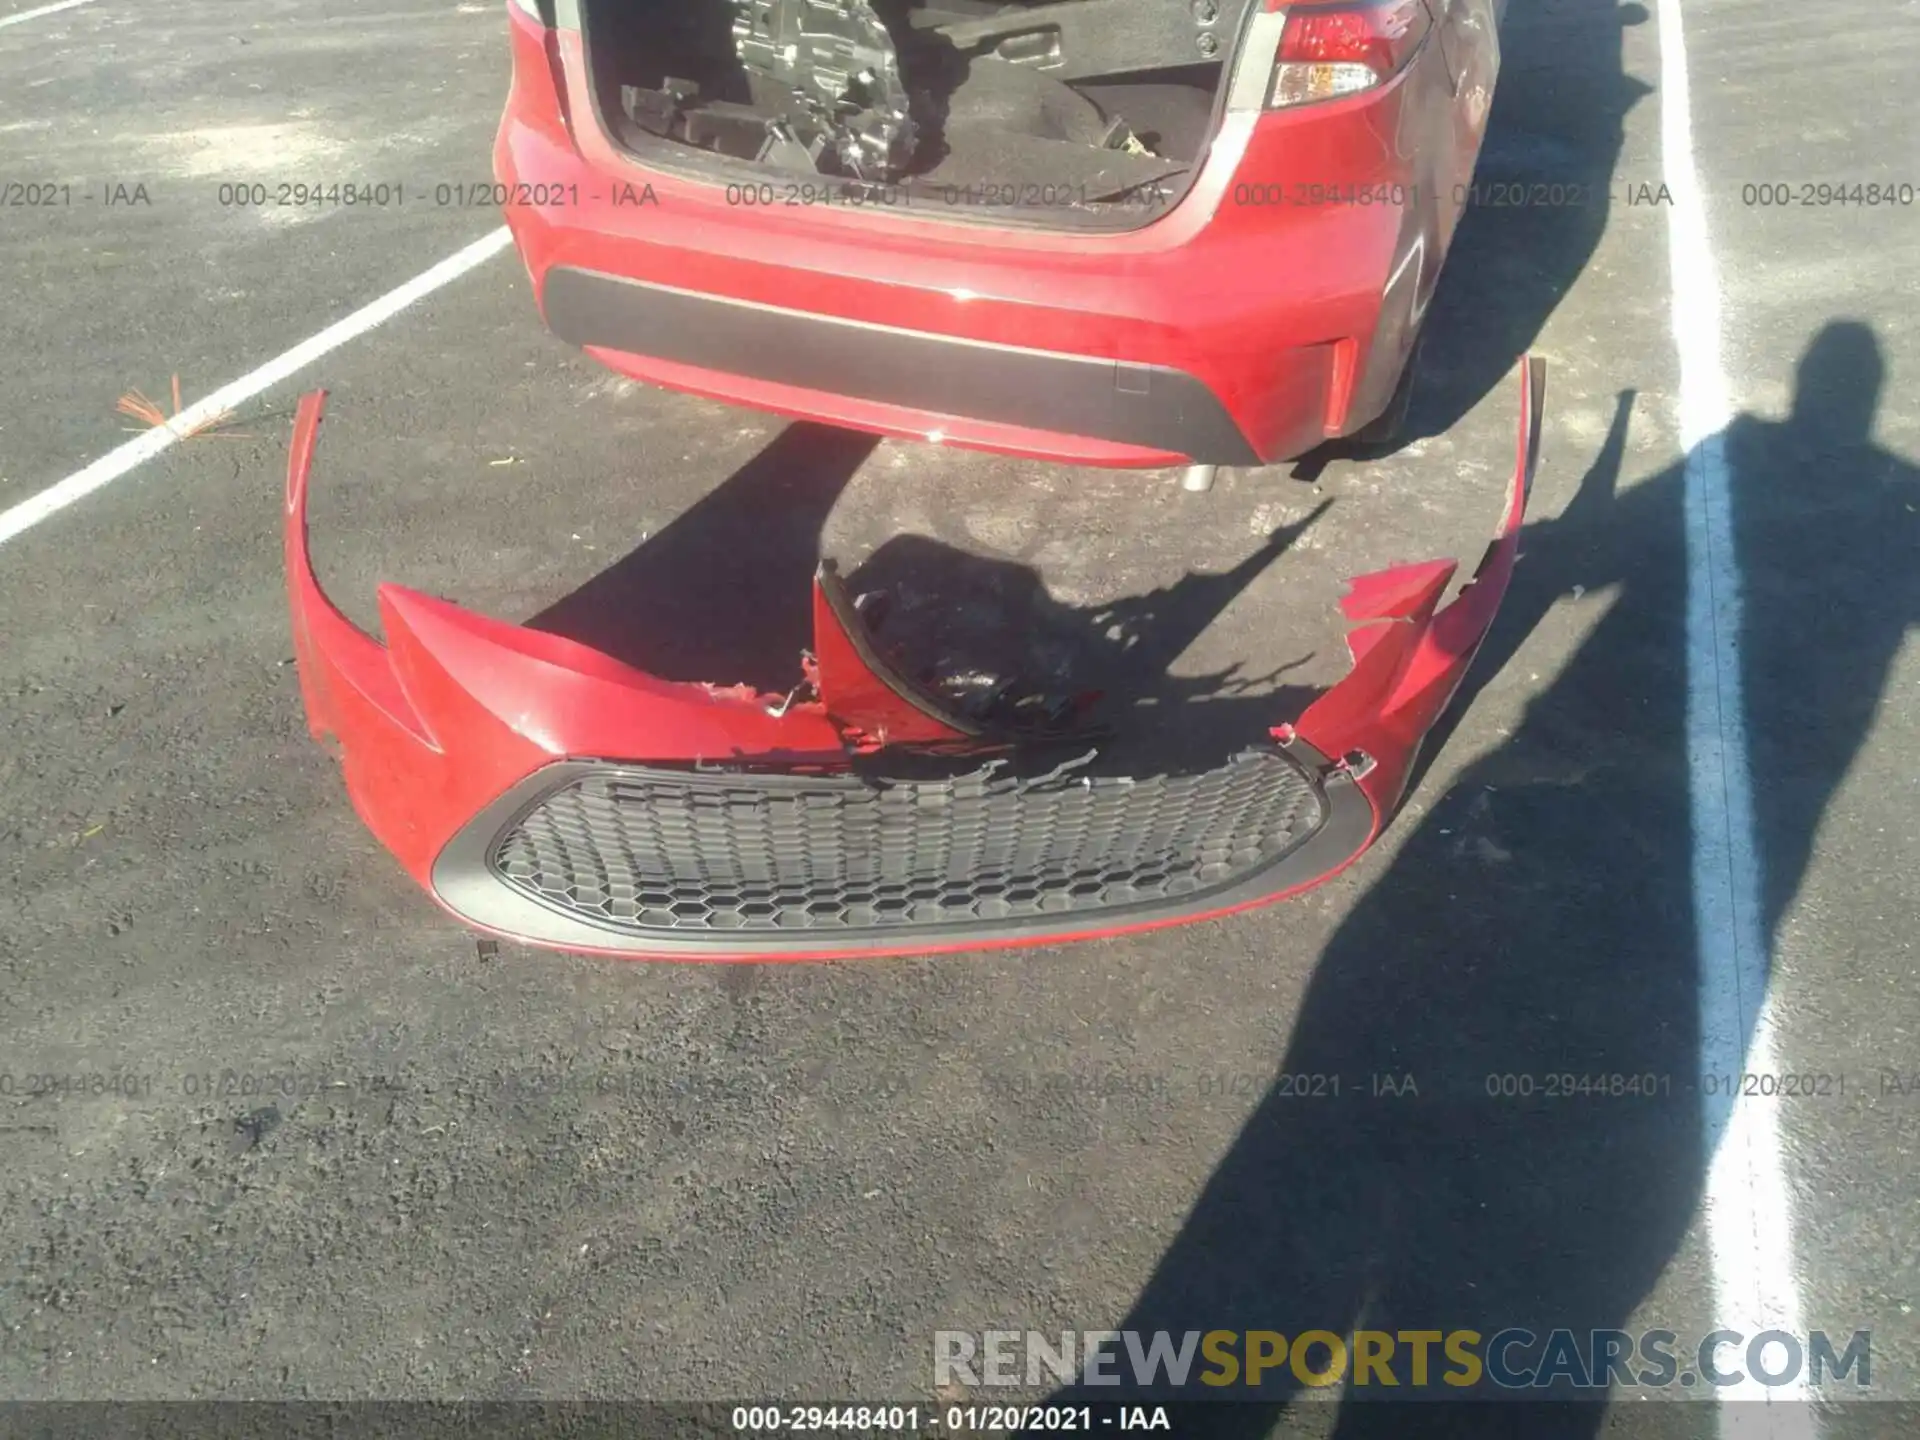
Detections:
[285, 359, 1541, 959]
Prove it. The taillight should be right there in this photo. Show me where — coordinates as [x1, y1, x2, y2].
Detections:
[1267, 0, 1433, 108]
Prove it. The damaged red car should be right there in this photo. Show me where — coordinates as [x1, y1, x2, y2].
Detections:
[282, 0, 1532, 960]
[496, 0, 1505, 465]
[283, 361, 1541, 960]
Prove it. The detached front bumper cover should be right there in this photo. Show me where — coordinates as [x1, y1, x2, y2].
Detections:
[285, 359, 1542, 959]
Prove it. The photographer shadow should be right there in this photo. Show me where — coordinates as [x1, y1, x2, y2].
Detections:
[1049, 320, 1913, 1437]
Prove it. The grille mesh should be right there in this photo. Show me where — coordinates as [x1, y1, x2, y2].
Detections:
[488, 750, 1325, 936]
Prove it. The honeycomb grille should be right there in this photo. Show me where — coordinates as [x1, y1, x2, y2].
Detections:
[487, 751, 1325, 936]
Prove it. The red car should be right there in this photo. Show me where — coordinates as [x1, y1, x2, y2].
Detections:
[496, 0, 1504, 466]
[280, 0, 1535, 961]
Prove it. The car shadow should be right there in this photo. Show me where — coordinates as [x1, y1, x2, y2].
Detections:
[837, 502, 1330, 772]
[1294, 0, 1653, 480]
[525, 423, 881, 693]
[1029, 319, 1911, 1435]
[524, 422, 1330, 771]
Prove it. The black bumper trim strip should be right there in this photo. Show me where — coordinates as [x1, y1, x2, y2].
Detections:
[541, 266, 1263, 465]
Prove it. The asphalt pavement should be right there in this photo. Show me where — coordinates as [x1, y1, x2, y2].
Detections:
[1, 0, 1916, 1435]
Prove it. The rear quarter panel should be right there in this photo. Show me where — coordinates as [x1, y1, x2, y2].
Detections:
[1431, 0, 1504, 246]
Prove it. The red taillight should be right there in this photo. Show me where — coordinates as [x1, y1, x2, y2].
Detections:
[1268, 0, 1433, 108]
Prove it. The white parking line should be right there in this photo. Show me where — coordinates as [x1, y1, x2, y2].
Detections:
[0, 0, 97, 30]
[0, 226, 512, 550]
[1656, 0, 1814, 1432]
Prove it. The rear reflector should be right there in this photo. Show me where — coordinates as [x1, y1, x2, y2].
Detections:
[1267, 0, 1432, 108]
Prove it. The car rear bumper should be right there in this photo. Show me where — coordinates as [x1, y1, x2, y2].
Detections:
[495, 12, 1441, 466]
[542, 267, 1263, 465]
[283, 361, 1543, 960]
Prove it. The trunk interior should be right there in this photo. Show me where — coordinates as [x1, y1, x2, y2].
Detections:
[578, 1, 1250, 229]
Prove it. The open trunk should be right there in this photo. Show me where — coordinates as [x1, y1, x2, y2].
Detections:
[579, 0, 1255, 230]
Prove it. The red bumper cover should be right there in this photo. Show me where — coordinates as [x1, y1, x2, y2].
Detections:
[285, 360, 1541, 959]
